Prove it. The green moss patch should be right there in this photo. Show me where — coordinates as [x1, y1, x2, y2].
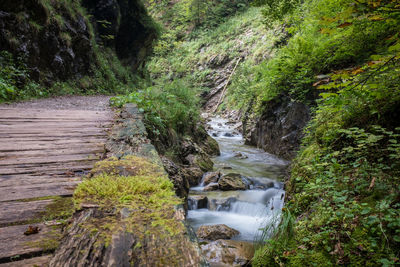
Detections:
[75, 156, 184, 241]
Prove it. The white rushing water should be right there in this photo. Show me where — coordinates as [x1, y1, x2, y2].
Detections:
[187, 116, 288, 242]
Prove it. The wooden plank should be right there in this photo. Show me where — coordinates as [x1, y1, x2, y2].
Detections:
[0, 181, 79, 202]
[0, 175, 80, 187]
[0, 154, 102, 166]
[0, 136, 106, 143]
[0, 120, 110, 126]
[0, 139, 106, 152]
[0, 118, 112, 122]
[0, 255, 51, 267]
[0, 124, 110, 130]
[0, 109, 112, 119]
[0, 129, 108, 135]
[0, 163, 94, 176]
[0, 147, 104, 158]
[0, 107, 111, 114]
[0, 223, 61, 260]
[0, 200, 54, 225]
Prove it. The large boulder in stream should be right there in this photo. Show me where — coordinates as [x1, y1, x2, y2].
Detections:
[200, 240, 255, 266]
[197, 224, 239, 240]
[218, 173, 247, 191]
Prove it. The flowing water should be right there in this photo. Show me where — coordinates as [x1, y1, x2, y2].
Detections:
[187, 116, 289, 242]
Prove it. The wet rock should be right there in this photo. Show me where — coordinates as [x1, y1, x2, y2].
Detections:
[197, 224, 239, 241]
[208, 197, 237, 211]
[182, 167, 204, 186]
[223, 132, 234, 137]
[204, 182, 219, 191]
[218, 173, 247, 191]
[200, 240, 255, 266]
[188, 195, 208, 210]
[212, 132, 219, 137]
[202, 171, 221, 186]
[161, 157, 190, 199]
[204, 135, 220, 156]
[233, 152, 248, 159]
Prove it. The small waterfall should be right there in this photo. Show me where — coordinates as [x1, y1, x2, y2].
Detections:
[188, 198, 198, 210]
[229, 201, 270, 217]
[187, 116, 288, 241]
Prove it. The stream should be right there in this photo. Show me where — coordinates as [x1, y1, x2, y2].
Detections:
[187, 116, 289, 242]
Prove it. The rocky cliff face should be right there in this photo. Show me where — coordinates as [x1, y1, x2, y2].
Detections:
[82, 0, 157, 70]
[245, 95, 311, 160]
[0, 0, 156, 85]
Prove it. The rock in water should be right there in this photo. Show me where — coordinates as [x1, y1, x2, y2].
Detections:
[200, 240, 254, 266]
[218, 173, 247, 191]
[202, 171, 221, 185]
[188, 195, 208, 210]
[196, 224, 239, 240]
[204, 182, 220, 191]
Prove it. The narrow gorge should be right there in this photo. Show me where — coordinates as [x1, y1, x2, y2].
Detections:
[1, 0, 399, 266]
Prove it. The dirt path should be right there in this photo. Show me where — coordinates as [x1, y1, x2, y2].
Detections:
[0, 96, 113, 266]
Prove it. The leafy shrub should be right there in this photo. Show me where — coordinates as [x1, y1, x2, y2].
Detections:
[111, 79, 200, 136]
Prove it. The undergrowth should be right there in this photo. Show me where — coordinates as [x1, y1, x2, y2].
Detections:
[253, 0, 400, 265]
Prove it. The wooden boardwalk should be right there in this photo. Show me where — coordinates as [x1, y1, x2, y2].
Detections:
[0, 107, 113, 266]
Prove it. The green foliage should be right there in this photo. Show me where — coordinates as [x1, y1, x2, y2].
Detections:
[252, 0, 400, 266]
[111, 79, 199, 136]
[229, 0, 400, 112]
[253, 0, 302, 28]
[146, 0, 250, 56]
[0, 51, 46, 102]
[1, 0, 138, 102]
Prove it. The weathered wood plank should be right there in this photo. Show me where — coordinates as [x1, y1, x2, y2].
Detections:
[0, 147, 104, 158]
[0, 163, 94, 176]
[0, 175, 80, 187]
[0, 154, 102, 166]
[0, 140, 106, 152]
[0, 181, 79, 202]
[0, 130, 108, 136]
[0, 107, 112, 115]
[0, 200, 54, 226]
[0, 255, 51, 267]
[0, 223, 61, 261]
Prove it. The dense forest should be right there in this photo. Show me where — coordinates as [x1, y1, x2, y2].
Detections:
[0, 0, 399, 266]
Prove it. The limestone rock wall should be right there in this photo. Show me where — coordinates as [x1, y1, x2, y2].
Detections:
[245, 95, 311, 160]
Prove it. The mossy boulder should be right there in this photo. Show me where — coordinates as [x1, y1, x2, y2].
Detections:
[52, 156, 203, 266]
[89, 155, 164, 177]
[218, 173, 247, 191]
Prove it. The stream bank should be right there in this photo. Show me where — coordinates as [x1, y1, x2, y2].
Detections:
[187, 115, 289, 265]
